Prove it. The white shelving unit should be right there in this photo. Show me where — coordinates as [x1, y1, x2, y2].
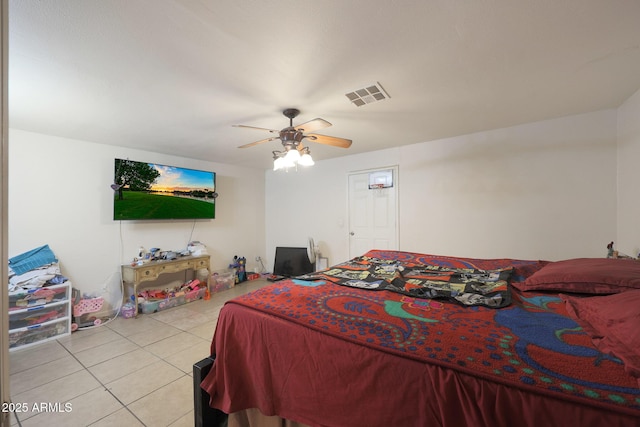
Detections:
[8, 281, 72, 351]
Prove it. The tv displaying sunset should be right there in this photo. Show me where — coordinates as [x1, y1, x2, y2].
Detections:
[113, 159, 216, 220]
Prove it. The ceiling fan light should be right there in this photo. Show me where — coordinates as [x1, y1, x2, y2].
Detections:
[273, 157, 285, 171]
[298, 153, 314, 166]
[284, 148, 301, 162]
[281, 156, 296, 169]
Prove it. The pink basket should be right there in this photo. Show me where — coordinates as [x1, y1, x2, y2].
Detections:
[73, 297, 104, 317]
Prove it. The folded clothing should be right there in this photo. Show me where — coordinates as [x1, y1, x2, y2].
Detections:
[9, 244, 58, 276]
[8, 263, 62, 292]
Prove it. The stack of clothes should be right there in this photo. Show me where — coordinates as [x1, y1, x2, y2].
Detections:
[8, 244, 69, 293]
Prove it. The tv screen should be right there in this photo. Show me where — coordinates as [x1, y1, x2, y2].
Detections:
[113, 158, 216, 220]
[273, 247, 314, 277]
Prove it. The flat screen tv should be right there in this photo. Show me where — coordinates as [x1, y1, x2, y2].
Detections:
[113, 158, 216, 220]
[273, 247, 315, 277]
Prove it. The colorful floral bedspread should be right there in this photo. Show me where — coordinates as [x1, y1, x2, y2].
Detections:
[232, 250, 640, 417]
[298, 255, 513, 308]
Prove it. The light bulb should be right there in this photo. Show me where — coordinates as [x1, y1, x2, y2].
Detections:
[298, 153, 314, 166]
[284, 148, 301, 162]
[280, 156, 295, 169]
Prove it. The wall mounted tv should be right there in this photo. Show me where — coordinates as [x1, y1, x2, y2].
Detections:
[113, 158, 216, 220]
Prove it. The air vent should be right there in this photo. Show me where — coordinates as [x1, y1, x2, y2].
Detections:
[345, 82, 390, 107]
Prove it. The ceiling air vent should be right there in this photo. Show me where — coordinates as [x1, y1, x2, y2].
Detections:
[345, 82, 390, 107]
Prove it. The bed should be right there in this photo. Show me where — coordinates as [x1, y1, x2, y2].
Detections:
[197, 250, 640, 427]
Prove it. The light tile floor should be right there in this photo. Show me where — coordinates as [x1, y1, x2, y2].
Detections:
[8, 279, 267, 427]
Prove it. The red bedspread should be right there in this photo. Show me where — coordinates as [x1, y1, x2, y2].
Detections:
[202, 250, 640, 427]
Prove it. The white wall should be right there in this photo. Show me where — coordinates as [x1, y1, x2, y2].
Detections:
[8, 129, 266, 293]
[399, 110, 617, 260]
[8, 107, 624, 290]
[265, 148, 400, 268]
[617, 88, 640, 257]
[265, 110, 618, 264]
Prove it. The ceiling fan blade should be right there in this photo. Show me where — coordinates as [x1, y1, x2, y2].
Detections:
[238, 136, 280, 149]
[305, 133, 352, 148]
[294, 118, 331, 133]
[233, 124, 280, 134]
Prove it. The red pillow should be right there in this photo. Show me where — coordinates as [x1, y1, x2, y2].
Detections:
[513, 258, 640, 294]
[562, 290, 640, 383]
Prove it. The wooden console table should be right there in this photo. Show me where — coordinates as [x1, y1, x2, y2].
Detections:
[121, 254, 210, 317]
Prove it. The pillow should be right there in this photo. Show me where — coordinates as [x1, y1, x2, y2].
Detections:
[562, 290, 640, 383]
[513, 257, 640, 294]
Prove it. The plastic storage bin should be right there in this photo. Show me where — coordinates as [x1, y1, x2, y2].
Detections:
[138, 294, 189, 314]
[9, 301, 69, 330]
[210, 269, 236, 293]
[9, 318, 70, 350]
[159, 295, 186, 310]
[139, 300, 160, 314]
[9, 282, 70, 310]
[185, 286, 206, 302]
[8, 282, 71, 351]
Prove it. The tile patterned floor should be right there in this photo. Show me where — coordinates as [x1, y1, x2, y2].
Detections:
[8, 279, 267, 427]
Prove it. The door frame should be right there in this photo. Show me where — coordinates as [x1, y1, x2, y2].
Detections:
[347, 165, 399, 258]
[1, 1, 10, 424]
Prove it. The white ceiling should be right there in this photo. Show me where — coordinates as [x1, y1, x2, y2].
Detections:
[8, 0, 640, 169]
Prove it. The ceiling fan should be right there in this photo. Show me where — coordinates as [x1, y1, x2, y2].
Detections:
[234, 108, 352, 170]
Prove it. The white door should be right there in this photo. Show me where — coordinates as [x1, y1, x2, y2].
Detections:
[348, 167, 398, 258]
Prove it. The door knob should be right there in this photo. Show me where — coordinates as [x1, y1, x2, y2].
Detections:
[350, 232, 355, 236]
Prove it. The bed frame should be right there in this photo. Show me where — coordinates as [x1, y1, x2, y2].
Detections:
[193, 356, 227, 427]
